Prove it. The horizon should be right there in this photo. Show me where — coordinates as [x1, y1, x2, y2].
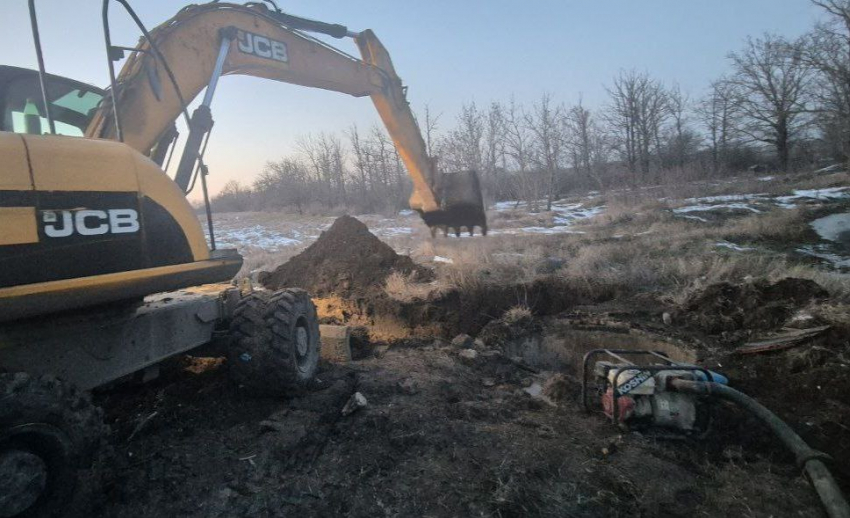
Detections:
[1, 0, 822, 200]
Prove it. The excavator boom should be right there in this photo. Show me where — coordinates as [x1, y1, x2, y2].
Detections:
[87, 2, 486, 234]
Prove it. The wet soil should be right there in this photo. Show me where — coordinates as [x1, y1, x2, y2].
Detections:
[83, 223, 849, 517]
[89, 332, 827, 518]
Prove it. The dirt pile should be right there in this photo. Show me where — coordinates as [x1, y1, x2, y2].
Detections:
[679, 277, 828, 336]
[261, 215, 430, 298]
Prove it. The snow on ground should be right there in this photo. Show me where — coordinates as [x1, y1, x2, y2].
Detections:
[491, 226, 586, 236]
[208, 198, 604, 253]
[673, 202, 762, 215]
[715, 241, 755, 252]
[797, 244, 850, 268]
[214, 225, 304, 251]
[811, 213, 850, 243]
[682, 193, 769, 204]
[775, 187, 850, 209]
[671, 187, 850, 220]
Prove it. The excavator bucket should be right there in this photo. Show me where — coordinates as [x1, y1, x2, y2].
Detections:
[420, 170, 488, 237]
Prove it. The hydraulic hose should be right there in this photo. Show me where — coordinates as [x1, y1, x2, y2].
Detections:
[670, 379, 850, 518]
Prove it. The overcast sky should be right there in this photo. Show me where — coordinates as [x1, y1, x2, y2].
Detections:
[2, 1, 822, 199]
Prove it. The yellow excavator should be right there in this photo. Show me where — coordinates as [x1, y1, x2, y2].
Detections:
[0, 2, 485, 516]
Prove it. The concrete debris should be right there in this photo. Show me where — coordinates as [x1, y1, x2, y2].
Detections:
[341, 392, 368, 416]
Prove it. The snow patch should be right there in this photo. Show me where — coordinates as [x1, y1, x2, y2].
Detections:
[212, 225, 302, 251]
[811, 213, 850, 243]
[797, 244, 850, 268]
[715, 241, 755, 252]
[775, 187, 850, 208]
[673, 202, 761, 214]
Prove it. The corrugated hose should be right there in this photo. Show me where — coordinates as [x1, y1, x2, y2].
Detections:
[670, 379, 850, 518]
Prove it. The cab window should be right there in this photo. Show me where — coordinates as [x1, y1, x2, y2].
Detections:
[1, 69, 103, 137]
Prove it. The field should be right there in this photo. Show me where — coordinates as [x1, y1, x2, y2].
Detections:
[90, 169, 850, 517]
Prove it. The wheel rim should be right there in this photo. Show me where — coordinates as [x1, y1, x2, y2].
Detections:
[0, 448, 48, 517]
[294, 316, 311, 374]
[0, 423, 74, 518]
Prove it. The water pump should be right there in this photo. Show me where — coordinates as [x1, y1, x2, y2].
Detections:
[581, 349, 727, 434]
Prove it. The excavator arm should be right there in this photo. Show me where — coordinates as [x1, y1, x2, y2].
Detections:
[86, 2, 486, 235]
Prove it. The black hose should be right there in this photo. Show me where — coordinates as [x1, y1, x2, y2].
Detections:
[670, 379, 850, 518]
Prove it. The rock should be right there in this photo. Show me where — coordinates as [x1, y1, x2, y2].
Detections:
[542, 373, 573, 402]
[451, 333, 474, 349]
[397, 378, 420, 395]
[341, 392, 368, 416]
[481, 377, 496, 387]
[662, 312, 672, 325]
[458, 349, 479, 361]
[473, 338, 487, 350]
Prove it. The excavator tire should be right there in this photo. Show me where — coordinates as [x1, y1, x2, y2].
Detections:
[227, 289, 319, 396]
[0, 373, 105, 518]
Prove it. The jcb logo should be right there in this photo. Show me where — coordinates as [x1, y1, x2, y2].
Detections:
[42, 209, 140, 238]
[237, 30, 288, 63]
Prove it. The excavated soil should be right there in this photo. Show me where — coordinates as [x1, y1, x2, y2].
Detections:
[80, 228, 850, 517]
[261, 216, 431, 298]
[678, 278, 829, 338]
[89, 334, 827, 518]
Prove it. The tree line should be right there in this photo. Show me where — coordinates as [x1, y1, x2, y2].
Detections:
[212, 0, 850, 214]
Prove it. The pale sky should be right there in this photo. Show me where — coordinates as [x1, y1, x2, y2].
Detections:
[2, 1, 822, 199]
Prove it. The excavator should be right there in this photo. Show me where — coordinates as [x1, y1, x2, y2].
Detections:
[0, 2, 486, 516]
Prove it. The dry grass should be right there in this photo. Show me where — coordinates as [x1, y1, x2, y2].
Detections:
[721, 208, 813, 243]
[384, 271, 447, 302]
[503, 305, 533, 323]
[225, 169, 849, 317]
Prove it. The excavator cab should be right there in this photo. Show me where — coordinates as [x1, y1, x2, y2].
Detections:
[0, 65, 104, 136]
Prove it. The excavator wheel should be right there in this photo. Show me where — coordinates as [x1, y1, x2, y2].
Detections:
[227, 289, 320, 396]
[0, 373, 105, 518]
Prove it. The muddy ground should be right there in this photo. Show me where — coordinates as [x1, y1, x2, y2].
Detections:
[87, 304, 848, 517]
[84, 211, 850, 517]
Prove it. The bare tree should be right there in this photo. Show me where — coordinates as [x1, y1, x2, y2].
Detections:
[421, 103, 441, 158]
[297, 132, 348, 206]
[502, 96, 539, 208]
[727, 35, 813, 172]
[806, 0, 850, 166]
[526, 93, 567, 210]
[441, 102, 485, 172]
[605, 70, 671, 183]
[697, 78, 741, 174]
[256, 158, 311, 213]
[665, 84, 697, 171]
[483, 101, 507, 197]
[565, 99, 609, 190]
